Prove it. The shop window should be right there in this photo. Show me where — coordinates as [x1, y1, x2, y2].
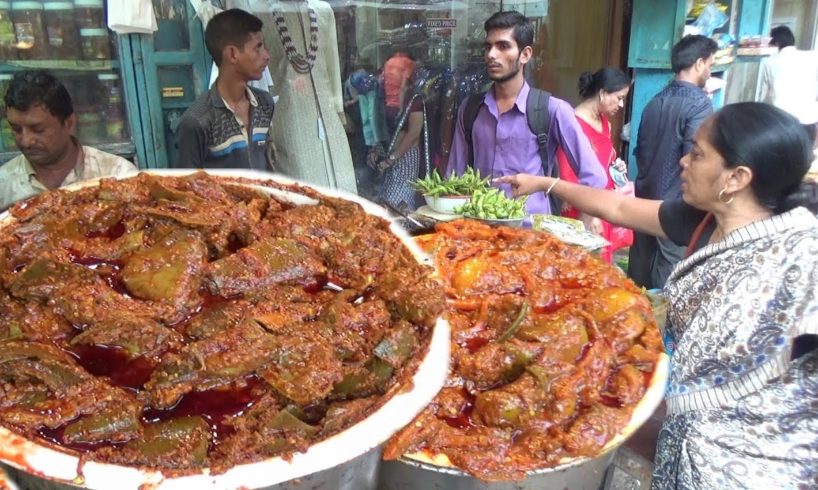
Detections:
[328, 0, 620, 207]
[231, 0, 620, 208]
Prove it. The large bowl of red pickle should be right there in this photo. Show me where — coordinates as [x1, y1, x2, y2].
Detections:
[0, 170, 450, 489]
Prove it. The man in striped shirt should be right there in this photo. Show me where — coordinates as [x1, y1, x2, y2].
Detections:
[175, 9, 274, 170]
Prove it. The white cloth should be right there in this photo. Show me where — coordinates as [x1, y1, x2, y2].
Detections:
[233, 0, 356, 193]
[106, 0, 157, 34]
[756, 46, 818, 123]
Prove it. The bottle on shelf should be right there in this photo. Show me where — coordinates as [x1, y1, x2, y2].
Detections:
[75, 104, 106, 145]
[11, 1, 47, 60]
[98, 72, 126, 141]
[0, 74, 16, 150]
[0, 1, 17, 60]
[74, 0, 104, 30]
[79, 26, 109, 60]
[43, 1, 80, 59]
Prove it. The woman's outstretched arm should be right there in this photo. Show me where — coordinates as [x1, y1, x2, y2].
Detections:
[495, 174, 668, 239]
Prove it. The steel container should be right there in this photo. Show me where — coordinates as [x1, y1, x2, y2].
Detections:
[0, 170, 451, 490]
[378, 450, 615, 490]
[378, 354, 669, 490]
[4, 446, 381, 490]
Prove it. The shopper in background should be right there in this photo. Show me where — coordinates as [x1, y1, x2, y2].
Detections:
[382, 51, 416, 135]
[445, 10, 606, 216]
[175, 9, 274, 170]
[756, 25, 818, 120]
[377, 71, 425, 212]
[498, 102, 818, 489]
[556, 67, 632, 263]
[630, 34, 717, 290]
[0, 70, 136, 211]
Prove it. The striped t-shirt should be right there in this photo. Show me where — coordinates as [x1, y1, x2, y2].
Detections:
[174, 85, 274, 170]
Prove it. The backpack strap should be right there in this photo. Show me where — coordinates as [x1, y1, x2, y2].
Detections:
[462, 92, 484, 172]
[526, 87, 552, 174]
[526, 87, 564, 213]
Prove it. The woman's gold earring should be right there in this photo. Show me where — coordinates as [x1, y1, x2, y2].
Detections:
[718, 188, 734, 204]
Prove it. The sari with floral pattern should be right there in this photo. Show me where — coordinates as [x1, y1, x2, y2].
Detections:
[653, 207, 818, 489]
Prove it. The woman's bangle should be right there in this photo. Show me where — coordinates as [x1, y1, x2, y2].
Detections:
[545, 177, 560, 195]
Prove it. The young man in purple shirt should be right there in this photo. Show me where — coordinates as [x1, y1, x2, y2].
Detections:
[446, 10, 606, 217]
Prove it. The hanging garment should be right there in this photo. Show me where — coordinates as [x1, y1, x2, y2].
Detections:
[257, 0, 356, 193]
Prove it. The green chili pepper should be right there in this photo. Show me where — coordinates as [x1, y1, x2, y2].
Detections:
[63, 409, 142, 444]
[496, 301, 530, 343]
[127, 416, 210, 465]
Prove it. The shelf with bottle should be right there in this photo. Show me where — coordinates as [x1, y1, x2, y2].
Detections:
[0, 0, 116, 69]
[0, 59, 120, 71]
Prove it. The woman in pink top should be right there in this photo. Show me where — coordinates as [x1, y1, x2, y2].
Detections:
[557, 67, 632, 262]
[382, 52, 416, 133]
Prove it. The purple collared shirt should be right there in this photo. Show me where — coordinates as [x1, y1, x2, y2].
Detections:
[446, 82, 606, 215]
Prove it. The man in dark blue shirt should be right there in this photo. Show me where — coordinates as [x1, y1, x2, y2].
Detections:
[175, 9, 274, 170]
[629, 34, 717, 289]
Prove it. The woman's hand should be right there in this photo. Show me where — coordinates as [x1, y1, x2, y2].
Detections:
[494, 174, 548, 197]
[580, 213, 604, 235]
[377, 155, 395, 174]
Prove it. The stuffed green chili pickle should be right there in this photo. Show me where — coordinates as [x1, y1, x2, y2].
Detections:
[0, 172, 444, 473]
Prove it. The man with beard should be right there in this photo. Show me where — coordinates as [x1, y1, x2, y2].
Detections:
[446, 10, 606, 217]
[175, 9, 273, 170]
[629, 34, 717, 289]
[0, 70, 136, 211]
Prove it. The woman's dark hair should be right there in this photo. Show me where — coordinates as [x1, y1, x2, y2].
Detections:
[205, 8, 263, 66]
[671, 34, 718, 73]
[484, 11, 534, 51]
[3, 70, 73, 122]
[578, 67, 630, 99]
[709, 102, 814, 213]
[770, 25, 795, 49]
[803, 123, 817, 146]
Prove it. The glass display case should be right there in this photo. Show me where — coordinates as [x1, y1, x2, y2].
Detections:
[0, 0, 132, 162]
[325, 0, 621, 204]
[332, 0, 502, 202]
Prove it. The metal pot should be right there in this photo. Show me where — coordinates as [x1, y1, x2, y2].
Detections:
[0, 170, 451, 490]
[378, 354, 669, 490]
[378, 451, 615, 490]
[4, 446, 382, 490]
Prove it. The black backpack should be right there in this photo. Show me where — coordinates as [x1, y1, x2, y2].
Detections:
[462, 87, 575, 213]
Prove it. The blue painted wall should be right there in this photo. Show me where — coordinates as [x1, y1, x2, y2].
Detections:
[626, 0, 773, 176]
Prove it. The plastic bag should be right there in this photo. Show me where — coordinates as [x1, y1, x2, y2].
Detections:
[107, 0, 157, 34]
[692, 2, 728, 38]
[608, 158, 634, 249]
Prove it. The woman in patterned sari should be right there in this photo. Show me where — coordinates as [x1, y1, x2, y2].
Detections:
[498, 102, 818, 489]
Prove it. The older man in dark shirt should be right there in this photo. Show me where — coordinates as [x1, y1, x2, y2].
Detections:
[629, 35, 717, 290]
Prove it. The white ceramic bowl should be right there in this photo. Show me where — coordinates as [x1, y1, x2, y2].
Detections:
[0, 169, 451, 490]
[423, 194, 470, 215]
